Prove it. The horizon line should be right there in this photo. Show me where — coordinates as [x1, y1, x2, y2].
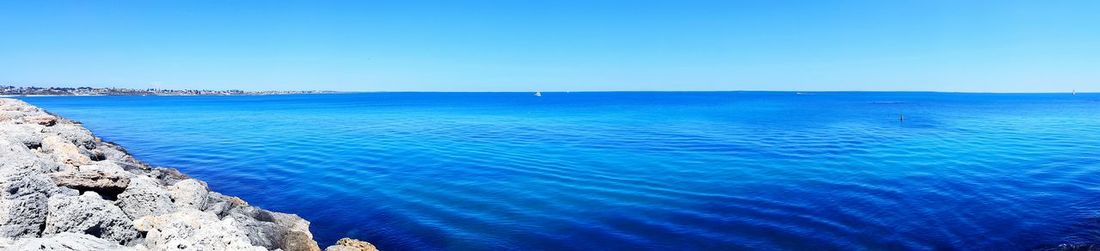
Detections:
[340, 90, 1093, 94]
[3, 85, 1095, 94]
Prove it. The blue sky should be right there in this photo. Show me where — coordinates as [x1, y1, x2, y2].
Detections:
[1, 1, 1097, 92]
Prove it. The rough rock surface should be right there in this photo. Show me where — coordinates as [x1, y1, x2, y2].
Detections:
[325, 238, 379, 251]
[0, 98, 375, 250]
[115, 177, 177, 219]
[134, 209, 265, 250]
[3, 232, 136, 251]
[44, 192, 141, 245]
[168, 179, 209, 210]
[0, 139, 60, 238]
[49, 169, 130, 195]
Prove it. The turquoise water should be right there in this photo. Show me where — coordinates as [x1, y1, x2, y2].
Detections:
[19, 92, 1100, 250]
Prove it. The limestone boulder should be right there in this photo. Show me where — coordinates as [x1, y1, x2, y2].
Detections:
[133, 209, 266, 251]
[40, 136, 90, 167]
[5, 232, 135, 251]
[227, 205, 321, 251]
[42, 124, 97, 150]
[0, 153, 59, 238]
[23, 115, 58, 127]
[0, 138, 40, 172]
[0, 181, 51, 238]
[147, 167, 190, 186]
[203, 191, 249, 218]
[115, 177, 176, 219]
[325, 238, 379, 251]
[0, 111, 21, 123]
[49, 170, 130, 197]
[0, 124, 45, 150]
[168, 179, 209, 210]
[96, 143, 148, 171]
[44, 192, 140, 245]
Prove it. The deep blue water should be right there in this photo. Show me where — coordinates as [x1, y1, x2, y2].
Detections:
[17, 92, 1100, 250]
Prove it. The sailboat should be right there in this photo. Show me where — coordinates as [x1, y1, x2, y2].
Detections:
[534, 91, 542, 97]
[1073, 90, 1077, 95]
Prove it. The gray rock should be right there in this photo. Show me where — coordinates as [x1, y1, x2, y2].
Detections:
[5, 232, 135, 251]
[0, 138, 39, 172]
[272, 212, 322, 251]
[0, 169, 59, 199]
[133, 209, 266, 251]
[226, 206, 283, 249]
[0, 124, 45, 149]
[44, 192, 140, 245]
[115, 177, 176, 219]
[0, 194, 49, 238]
[0, 156, 58, 238]
[168, 179, 209, 210]
[77, 162, 128, 174]
[202, 191, 249, 218]
[96, 143, 148, 172]
[227, 206, 321, 251]
[146, 167, 190, 186]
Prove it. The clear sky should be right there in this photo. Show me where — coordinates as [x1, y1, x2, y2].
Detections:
[1, 1, 1097, 92]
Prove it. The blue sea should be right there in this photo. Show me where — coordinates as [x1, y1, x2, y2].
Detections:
[18, 92, 1100, 250]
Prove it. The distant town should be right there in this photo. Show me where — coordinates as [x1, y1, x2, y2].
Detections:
[0, 86, 337, 96]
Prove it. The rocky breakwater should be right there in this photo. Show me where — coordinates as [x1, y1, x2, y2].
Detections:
[0, 98, 377, 251]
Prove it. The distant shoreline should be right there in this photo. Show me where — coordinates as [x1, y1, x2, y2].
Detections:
[2, 90, 1092, 97]
[0, 93, 338, 96]
[1, 86, 339, 97]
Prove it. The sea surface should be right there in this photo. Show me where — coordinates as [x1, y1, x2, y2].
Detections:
[18, 92, 1100, 250]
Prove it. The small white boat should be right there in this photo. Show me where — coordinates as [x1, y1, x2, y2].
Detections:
[534, 91, 542, 97]
[1073, 90, 1077, 95]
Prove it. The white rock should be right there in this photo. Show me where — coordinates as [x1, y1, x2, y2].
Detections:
[42, 124, 97, 150]
[0, 124, 45, 150]
[133, 209, 266, 251]
[0, 138, 39, 172]
[5, 232, 135, 251]
[169, 179, 209, 210]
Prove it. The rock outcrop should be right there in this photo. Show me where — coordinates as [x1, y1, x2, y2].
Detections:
[44, 191, 141, 245]
[134, 209, 266, 250]
[3, 232, 135, 250]
[325, 238, 379, 251]
[0, 98, 375, 250]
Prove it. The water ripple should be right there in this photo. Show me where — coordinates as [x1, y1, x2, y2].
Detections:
[18, 92, 1100, 250]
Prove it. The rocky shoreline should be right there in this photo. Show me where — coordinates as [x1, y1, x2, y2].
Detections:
[0, 98, 375, 251]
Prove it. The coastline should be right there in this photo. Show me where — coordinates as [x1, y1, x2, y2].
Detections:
[0, 93, 340, 97]
[0, 98, 375, 250]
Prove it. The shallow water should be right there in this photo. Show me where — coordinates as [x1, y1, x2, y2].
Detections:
[20, 92, 1100, 250]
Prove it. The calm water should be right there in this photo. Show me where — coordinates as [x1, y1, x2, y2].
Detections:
[18, 92, 1100, 250]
